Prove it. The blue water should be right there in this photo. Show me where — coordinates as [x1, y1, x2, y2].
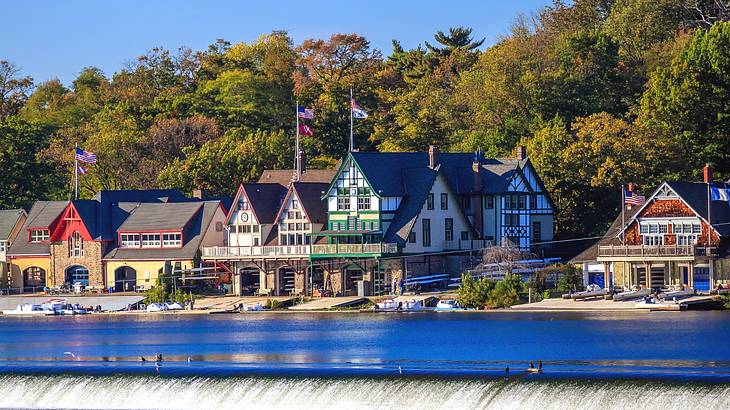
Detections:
[2, 311, 730, 409]
[1, 311, 729, 380]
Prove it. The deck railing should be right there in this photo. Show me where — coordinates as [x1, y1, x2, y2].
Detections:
[202, 245, 310, 258]
[310, 243, 399, 255]
[597, 245, 718, 258]
[202, 243, 399, 258]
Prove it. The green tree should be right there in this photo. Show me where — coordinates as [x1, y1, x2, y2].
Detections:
[0, 61, 33, 120]
[556, 264, 585, 293]
[489, 274, 524, 308]
[0, 117, 65, 209]
[640, 21, 730, 179]
[457, 273, 494, 309]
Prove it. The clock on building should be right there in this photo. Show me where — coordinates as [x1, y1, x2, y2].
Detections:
[239, 212, 249, 223]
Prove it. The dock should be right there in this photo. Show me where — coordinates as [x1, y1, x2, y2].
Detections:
[288, 296, 367, 310]
[0, 295, 144, 312]
[194, 296, 294, 311]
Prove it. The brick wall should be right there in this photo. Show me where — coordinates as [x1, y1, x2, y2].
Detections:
[50, 241, 105, 287]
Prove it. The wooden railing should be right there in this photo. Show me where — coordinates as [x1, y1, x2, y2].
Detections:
[597, 245, 717, 258]
[202, 245, 310, 258]
[202, 243, 399, 258]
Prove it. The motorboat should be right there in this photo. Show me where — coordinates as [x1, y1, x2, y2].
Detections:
[242, 303, 264, 312]
[612, 287, 651, 302]
[434, 300, 462, 311]
[634, 296, 679, 310]
[374, 299, 428, 312]
[2, 304, 56, 316]
[570, 284, 608, 300]
[146, 303, 169, 312]
[165, 302, 185, 310]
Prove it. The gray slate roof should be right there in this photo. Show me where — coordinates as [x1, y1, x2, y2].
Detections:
[104, 201, 222, 260]
[242, 183, 288, 224]
[350, 152, 528, 197]
[383, 168, 438, 245]
[292, 182, 329, 225]
[0, 209, 25, 240]
[118, 202, 203, 232]
[258, 169, 337, 185]
[7, 201, 67, 256]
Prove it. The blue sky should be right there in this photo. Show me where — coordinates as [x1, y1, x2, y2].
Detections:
[1, 1, 553, 85]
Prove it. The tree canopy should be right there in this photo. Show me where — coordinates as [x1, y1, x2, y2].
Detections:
[3, 0, 730, 240]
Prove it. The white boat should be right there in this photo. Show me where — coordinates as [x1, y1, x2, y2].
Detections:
[634, 297, 679, 310]
[612, 288, 651, 302]
[146, 303, 169, 312]
[242, 303, 264, 312]
[165, 302, 185, 310]
[375, 299, 427, 312]
[2, 304, 56, 316]
[434, 300, 462, 311]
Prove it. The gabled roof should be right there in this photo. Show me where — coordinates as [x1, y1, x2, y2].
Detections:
[383, 167, 438, 245]
[94, 189, 188, 240]
[0, 209, 26, 241]
[241, 183, 287, 224]
[118, 202, 203, 232]
[104, 201, 223, 260]
[293, 183, 329, 225]
[6, 201, 67, 256]
[667, 182, 730, 237]
[258, 169, 337, 185]
[349, 151, 530, 197]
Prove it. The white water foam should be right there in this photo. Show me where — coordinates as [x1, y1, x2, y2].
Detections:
[0, 375, 728, 410]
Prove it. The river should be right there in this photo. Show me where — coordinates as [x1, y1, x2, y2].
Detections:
[0, 311, 729, 409]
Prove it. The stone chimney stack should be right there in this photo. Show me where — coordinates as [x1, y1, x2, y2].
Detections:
[516, 145, 527, 160]
[627, 182, 635, 193]
[192, 189, 207, 200]
[428, 145, 439, 169]
[704, 163, 714, 183]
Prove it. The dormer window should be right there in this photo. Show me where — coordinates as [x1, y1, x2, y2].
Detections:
[162, 233, 182, 247]
[30, 229, 49, 242]
[141, 233, 161, 248]
[120, 234, 141, 247]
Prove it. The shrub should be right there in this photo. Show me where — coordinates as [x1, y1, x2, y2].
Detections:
[457, 273, 494, 309]
[556, 264, 584, 293]
[265, 299, 283, 309]
[489, 273, 524, 308]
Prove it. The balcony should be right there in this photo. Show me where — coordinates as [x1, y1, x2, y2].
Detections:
[202, 245, 310, 259]
[597, 245, 718, 261]
[310, 243, 399, 257]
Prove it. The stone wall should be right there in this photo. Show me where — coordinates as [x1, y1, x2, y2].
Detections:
[50, 241, 105, 287]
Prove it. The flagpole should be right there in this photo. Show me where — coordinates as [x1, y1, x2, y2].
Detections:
[707, 181, 711, 250]
[621, 185, 625, 245]
[295, 101, 300, 182]
[74, 143, 78, 200]
[349, 87, 354, 152]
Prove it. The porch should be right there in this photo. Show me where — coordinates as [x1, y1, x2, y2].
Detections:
[597, 245, 717, 261]
[201, 245, 310, 260]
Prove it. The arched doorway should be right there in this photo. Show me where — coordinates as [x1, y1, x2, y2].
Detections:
[65, 265, 89, 286]
[22, 267, 46, 292]
[114, 266, 137, 292]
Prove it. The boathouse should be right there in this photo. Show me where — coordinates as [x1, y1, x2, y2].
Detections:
[574, 166, 730, 293]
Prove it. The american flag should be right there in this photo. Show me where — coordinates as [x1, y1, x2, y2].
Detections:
[297, 106, 314, 119]
[624, 188, 646, 205]
[77, 164, 88, 175]
[75, 147, 97, 164]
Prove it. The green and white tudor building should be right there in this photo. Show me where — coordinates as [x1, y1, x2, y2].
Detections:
[203, 146, 554, 296]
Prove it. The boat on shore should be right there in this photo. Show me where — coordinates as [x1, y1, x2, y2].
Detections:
[612, 287, 651, 302]
[569, 284, 608, 300]
[374, 299, 429, 312]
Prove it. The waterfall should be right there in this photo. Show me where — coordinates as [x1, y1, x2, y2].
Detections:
[0, 374, 728, 410]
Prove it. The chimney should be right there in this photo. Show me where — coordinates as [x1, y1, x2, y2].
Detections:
[299, 150, 307, 174]
[704, 163, 714, 183]
[627, 182, 635, 193]
[428, 145, 439, 169]
[516, 145, 527, 160]
[192, 189, 207, 200]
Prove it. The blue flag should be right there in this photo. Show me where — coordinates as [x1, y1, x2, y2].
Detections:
[711, 187, 730, 201]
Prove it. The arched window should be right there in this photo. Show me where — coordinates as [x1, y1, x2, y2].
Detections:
[68, 230, 84, 258]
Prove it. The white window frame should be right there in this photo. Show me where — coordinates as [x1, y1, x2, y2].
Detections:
[162, 233, 182, 248]
[0, 240, 6, 253]
[30, 229, 49, 242]
[337, 197, 350, 211]
[120, 233, 141, 248]
[141, 233, 161, 248]
[357, 197, 371, 210]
